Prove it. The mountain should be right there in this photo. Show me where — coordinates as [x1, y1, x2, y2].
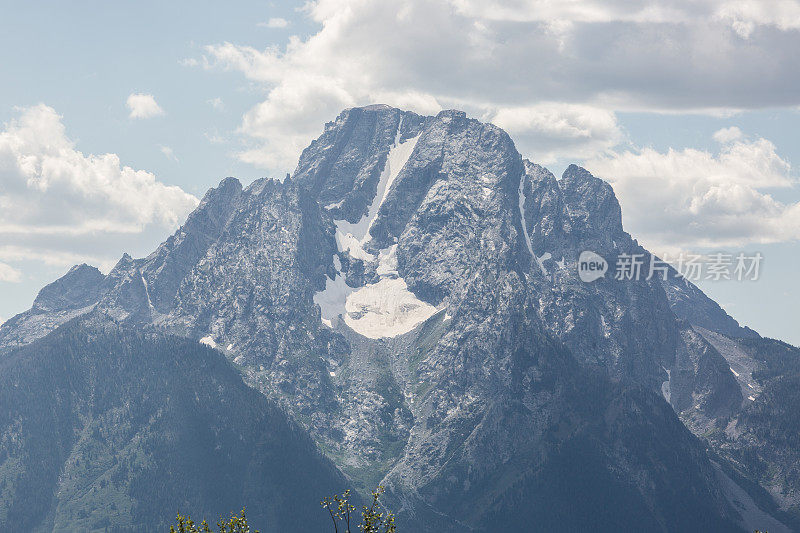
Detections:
[1, 104, 797, 531]
[0, 264, 105, 352]
[0, 316, 351, 532]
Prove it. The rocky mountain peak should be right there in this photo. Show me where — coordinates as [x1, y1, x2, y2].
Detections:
[296, 105, 424, 213]
[201, 175, 242, 204]
[434, 108, 468, 121]
[111, 252, 134, 271]
[31, 264, 104, 313]
[559, 163, 624, 243]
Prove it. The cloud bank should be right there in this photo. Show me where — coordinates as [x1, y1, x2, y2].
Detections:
[0, 104, 198, 275]
[586, 129, 800, 251]
[200, 0, 800, 170]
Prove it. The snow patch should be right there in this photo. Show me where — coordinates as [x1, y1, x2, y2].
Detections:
[141, 274, 155, 311]
[334, 127, 419, 260]
[518, 173, 535, 258]
[325, 199, 345, 210]
[344, 278, 437, 339]
[313, 266, 356, 328]
[518, 173, 548, 276]
[661, 367, 672, 403]
[376, 245, 399, 276]
[199, 336, 217, 348]
[335, 230, 375, 261]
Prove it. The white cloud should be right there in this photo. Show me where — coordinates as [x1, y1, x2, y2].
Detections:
[715, 0, 800, 38]
[0, 262, 21, 283]
[585, 131, 800, 251]
[447, 0, 692, 23]
[486, 103, 623, 164]
[0, 245, 109, 269]
[160, 145, 178, 161]
[0, 104, 198, 272]
[712, 126, 744, 144]
[449, 0, 800, 32]
[127, 93, 164, 119]
[259, 17, 289, 28]
[208, 97, 224, 110]
[196, 0, 800, 174]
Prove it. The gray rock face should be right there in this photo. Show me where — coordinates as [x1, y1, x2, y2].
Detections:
[512, 156, 794, 526]
[0, 264, 103, 353]
[693, 336, 800, 521]
[1, 104, 793, 530]
[295, 105, 425, 216]
[560, 163, 625, 242]
[522, 162, 697, 394]
[671, 322, 743, 419]
[662, 275, 759, 339]
[31, 264, 104, 312]
[160, 177, 341, 434]
[375, 267, 741, 531]
[96, 253, 153, 322]
[392, 110, 522, 305]
[142, 175, 244, 313]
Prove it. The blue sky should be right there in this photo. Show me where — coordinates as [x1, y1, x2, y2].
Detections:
[1, 0, 798, 344]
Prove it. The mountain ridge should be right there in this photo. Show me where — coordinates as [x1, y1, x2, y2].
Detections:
[0, 104, 796, 532]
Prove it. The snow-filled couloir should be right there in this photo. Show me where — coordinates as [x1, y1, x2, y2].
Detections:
[313, 124, 437, 339]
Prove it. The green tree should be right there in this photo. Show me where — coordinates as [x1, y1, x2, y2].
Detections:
[360, 486, 396, 533]
[170, 507, 258, 533]
[170, 487, 397, 532]
[321, 486, 396, 533]
[321, 489, 356, 532]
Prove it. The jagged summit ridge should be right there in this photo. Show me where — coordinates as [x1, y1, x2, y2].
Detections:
[0, 104, 756, 412]
[0, 104, 792, 532]
[0, 105, 756, 405]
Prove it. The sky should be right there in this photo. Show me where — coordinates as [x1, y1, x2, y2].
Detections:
[0, 0, 798, 344]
